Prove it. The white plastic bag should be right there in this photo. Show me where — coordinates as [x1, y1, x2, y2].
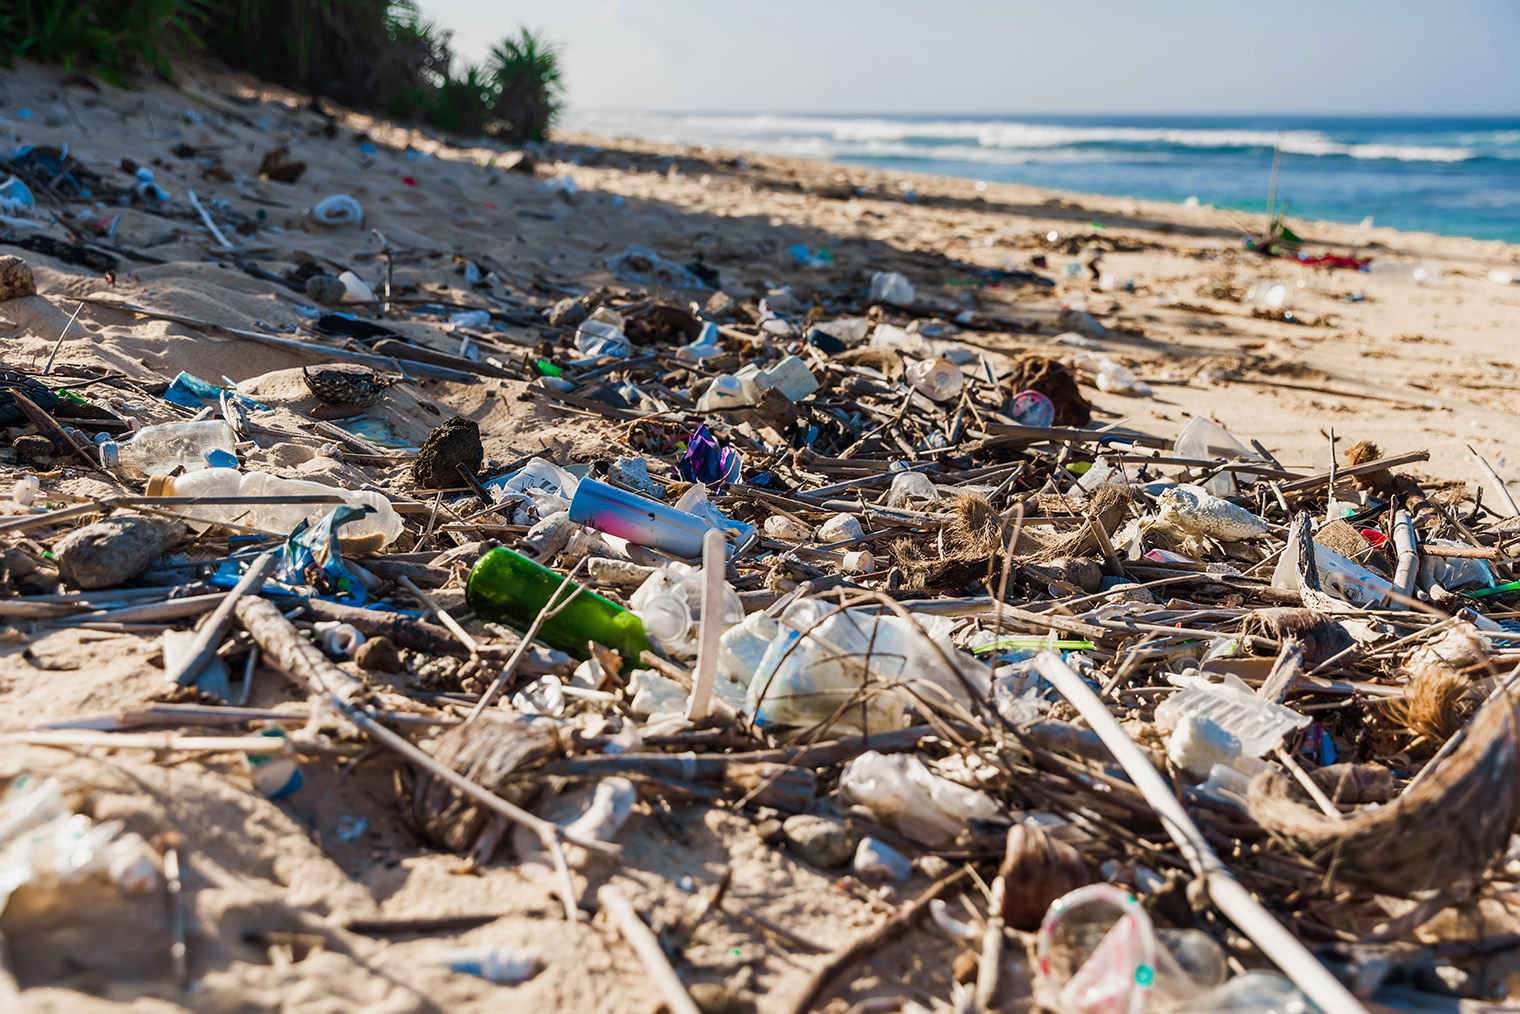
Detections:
[838, 751, 1004, 846]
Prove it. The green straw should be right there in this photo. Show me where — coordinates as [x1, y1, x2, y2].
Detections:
[973, 638, 1095, 654]
[1470, 579, 1520, 599]
[536, 359, 563, 377]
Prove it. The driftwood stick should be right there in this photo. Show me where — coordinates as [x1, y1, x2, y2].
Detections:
[1033, 652, 1368, 1014]
[167, 551, 277, 687]
[11, 390, 98, 465]
[233, 597, 615, 858]
[400, 575, 480, 656]
[597, 886, 700, 1014]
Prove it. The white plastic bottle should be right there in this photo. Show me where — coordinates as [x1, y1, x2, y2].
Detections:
[100, 421, 236, 478]
[148, 468, 403, 548]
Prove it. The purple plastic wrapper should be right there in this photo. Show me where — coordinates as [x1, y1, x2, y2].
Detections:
[677, 423, 742, 487]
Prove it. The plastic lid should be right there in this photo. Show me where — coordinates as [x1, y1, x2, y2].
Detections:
[99, 441, 119, 467]
[145, 474, 171, 497]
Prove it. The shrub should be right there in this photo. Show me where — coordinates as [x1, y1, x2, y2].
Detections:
[1, 0, 213, 82]
[488, 28, 562, 143]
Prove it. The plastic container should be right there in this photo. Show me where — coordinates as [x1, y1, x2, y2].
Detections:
[1155, 678, 1310, 758]
[868, 270, 915, 305]
[569, 478, 712, 558]
[905, 357, 964, 401]
[1272, 514, 1393, 608]
[696, 374, 759, 412]
[12, 475, 37, 506]
[101, 420, 236, 478]
[466, 547, 652, 661]
[756, 355, 820, 401]
[887, 471, 940, 508]
[148, 468, 403, 548]
[1008, 389, 1056, 428]
[1075, 353, 1151, 397]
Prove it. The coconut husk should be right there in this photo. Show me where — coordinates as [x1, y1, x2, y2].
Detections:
[1249, 690, 1520, 895]
[1022, 486, 1132, 563]
[1345, 439, 1395, 494]
[1380, 664, 1476, 745]
[411, 713, 563, 855]
[891, 493, 1006, 589]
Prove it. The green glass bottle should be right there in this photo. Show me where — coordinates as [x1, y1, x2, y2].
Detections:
[465, 548, 651, 661]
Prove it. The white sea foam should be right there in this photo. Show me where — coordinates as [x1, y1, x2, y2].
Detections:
[564, 111, 1503, 164]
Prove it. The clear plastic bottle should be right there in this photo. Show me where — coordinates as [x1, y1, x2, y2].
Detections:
[905, 357, 963, 401]
[148, 468, 403, 548]
[100, 420, 236, 478]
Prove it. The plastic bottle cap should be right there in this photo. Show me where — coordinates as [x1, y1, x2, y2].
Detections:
[145, 474, 171, 497]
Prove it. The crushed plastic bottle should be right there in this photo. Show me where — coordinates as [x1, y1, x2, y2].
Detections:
[745, 599, 987, 734]
[100, 420, 237, 478]
[905, 357, 964, 401]
[1072, 352, 1150, 397]
[148, 468, 403, 548]
[574, 319, 631, 359]
[441, 945, 540, 984]
[868, 270, 915, 305]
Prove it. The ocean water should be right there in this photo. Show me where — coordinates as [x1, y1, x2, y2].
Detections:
[563, 111, 1520, 243]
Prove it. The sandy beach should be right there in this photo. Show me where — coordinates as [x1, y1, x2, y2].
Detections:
[2, 58, 1520, 1014]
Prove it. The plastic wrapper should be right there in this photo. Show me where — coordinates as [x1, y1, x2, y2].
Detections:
[838, 751, 1004, 846]
[744, 599, 990, 734]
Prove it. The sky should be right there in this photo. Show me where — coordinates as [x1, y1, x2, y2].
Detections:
[419, 0, 1520, 116]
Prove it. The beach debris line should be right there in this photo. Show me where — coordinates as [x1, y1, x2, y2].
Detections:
[0, 101, 1518, 1014]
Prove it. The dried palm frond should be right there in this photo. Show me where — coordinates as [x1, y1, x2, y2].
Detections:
[1249, 691, 1519, 895]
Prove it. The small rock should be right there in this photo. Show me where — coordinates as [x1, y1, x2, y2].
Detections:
[411, 416, 483, 489]
[12, 434, 54, 462]
[916, 854, 952, 879]
[0, 256, 36, 301]
[547, 296, 589, 329]
[690, 983, 753, 1014]
[54, 516, 187, 589]
[817, 513, 864, 543]
[1048, 556, 1103, 593]
[781, 814, 854, 869]
[354, 635, 403, 673]
[755, 818, 785, 845]
[853, 836, 911, 882]
[304, 274, 347, 305]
